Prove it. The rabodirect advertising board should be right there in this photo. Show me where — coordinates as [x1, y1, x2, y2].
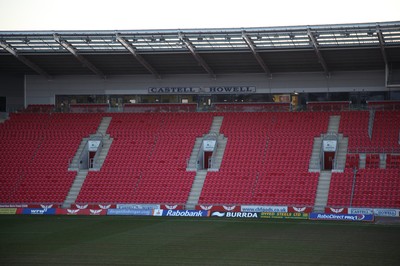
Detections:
[211, 212, 260, 218]
[261, 212, 309, 220]
[153, 209, 209, 217]
[21, 208, 56, 215]
[309, 213, 374, 222]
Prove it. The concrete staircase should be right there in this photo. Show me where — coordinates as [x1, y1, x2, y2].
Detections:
[92, 136, 113, 170]
[186, 137, 203, 171]
[97, 116, 112, 135]
[314, 171, 332, 213]
[186, 116, 227, 207]
[359, 153, 366, 169]
[380, 154, 387, 169]
[209, 116, 223, 133]
[62, 170, 88, 208]
[309, 135, 323, 172]
[186, 116, 225, 171]
[327, 115, 340, 133]
[186, 170, 207, 209]
[209, 134, 227, 171]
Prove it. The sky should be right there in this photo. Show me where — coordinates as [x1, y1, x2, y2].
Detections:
[0, 0, 399, 31]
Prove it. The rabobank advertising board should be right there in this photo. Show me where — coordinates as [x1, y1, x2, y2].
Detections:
[153, 209, 209, 217]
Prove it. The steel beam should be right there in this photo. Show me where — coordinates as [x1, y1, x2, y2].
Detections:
[116, 34, 160, 79]
[54, 34, 105, 79]
[307, 29, 330, 77]
[0, 41, 52, 80]
[376, 27, 388, 66]
[242, 32, 272, 77]
[179, 33, 216, 79]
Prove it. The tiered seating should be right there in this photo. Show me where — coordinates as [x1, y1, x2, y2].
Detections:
[387, 154, 400, 168]
[339, 110, 400, 153]
[253, 112, 328, 206]
[365, 154, 380, 169]
[371, 111, 400, 152]
[1, 110, 398, 209]
[327, 168, 354, 207]
[0, 113, 102, 204]
[200, 113, 269, 204]
[345, 154, 360, 169]
[327, 110, 400, 208]
[352, 169, 400, 208]
[77, 113, 213, 204]
[199, 112, 328, 206]
[339, 111, 370, 152]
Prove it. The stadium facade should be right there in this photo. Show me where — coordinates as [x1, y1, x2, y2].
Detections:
[0, 21, 399, 112]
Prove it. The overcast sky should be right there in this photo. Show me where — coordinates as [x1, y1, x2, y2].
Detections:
[0, 0, 399, 31]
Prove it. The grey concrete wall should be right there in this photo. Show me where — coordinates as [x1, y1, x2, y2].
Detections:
[0, 74, 24, 111]
[25, 70, 387, 105]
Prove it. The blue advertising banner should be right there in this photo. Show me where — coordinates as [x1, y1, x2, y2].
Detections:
[153, 209, 209, 217]
[309, 213, 374, 222]
[107, 209, 153, 216]
[21, 208, 56, 215]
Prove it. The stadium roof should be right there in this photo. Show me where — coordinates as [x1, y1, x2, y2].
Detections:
[0, 21, 400, 79]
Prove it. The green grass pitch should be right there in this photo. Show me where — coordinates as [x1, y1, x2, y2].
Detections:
[0, 215, 400, 265]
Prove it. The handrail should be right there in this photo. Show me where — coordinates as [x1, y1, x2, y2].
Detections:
[368, 109, 375, 139]
[349, 168, 357, 207]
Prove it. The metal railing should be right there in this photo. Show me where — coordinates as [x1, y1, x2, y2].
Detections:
[349, 168, 358, 207]
[368, 109, 375, 139]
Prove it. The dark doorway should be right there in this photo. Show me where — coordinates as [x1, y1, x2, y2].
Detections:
[89, 151, 96, 168]
[0, 97, 6, 112]
[324, 151, 335, 170]
[204, 151, 213, 169]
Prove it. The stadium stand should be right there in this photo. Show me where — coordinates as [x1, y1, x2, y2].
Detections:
[199, 112, 329, 206]
[76, 113, 213, 204]
[0, 113, 102, 204]
[352, 169, 400, 208]
[0, 108, 399, 210]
